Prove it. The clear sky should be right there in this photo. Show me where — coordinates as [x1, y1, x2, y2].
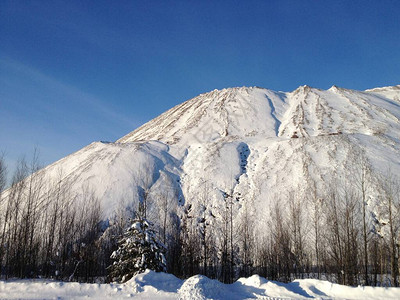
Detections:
[1, 0, 399, 172]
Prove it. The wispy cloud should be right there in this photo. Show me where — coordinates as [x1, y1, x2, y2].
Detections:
[1, 56, 137, 131]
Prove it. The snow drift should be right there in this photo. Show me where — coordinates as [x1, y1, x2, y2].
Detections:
[1, 270, 399, 299]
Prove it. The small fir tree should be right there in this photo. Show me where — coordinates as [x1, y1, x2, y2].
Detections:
[108, 218, 167, 282]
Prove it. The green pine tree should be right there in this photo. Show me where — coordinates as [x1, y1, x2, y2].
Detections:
[108, 218, 167, 282]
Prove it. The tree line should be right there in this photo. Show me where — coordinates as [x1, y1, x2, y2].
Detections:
[0, 152, 399, 287]
[0, 152, 104, 281]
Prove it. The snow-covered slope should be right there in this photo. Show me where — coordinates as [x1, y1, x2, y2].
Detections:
[35, 140, 183, 217]
[7, 85, 400, 229]
[117, 85, 400, 143]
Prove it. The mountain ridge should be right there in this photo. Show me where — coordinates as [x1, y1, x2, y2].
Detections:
[117, 85, 400, 145]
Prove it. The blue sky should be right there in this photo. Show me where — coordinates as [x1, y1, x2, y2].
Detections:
[1, 0, 399, 172]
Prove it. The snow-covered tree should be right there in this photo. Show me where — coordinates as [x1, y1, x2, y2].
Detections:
[108, 218, 167, 283]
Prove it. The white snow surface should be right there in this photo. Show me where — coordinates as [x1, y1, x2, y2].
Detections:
[3, 85, 400, 229]
[1, 270, 399, 299]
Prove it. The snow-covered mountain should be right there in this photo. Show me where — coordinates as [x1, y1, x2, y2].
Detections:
[19, 85, 400, 230]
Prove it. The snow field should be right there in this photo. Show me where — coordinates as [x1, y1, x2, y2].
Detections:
[1, 270, 400, 299]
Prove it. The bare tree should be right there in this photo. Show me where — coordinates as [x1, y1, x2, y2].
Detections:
[288, 192, 306, 278]
[180, 203, 200, 278]
[310, 194, 323, 279]
[324, 186, 345, 284]
[198, 182, 211, 276]
[69, 185, 101, 282]
[342, 185, 360, 286]
[20, 149, 45, 277]
[0, 152, 6, 197]
[238, 196, 254, 277]
[219, 189, 236, 283]
[41, 169, 69, 277]
[350, 151, 372, 285]
[136, 162, 155, 220]
[269, 200, 292, 282]
[220, 198, 230, 283]
[380, 172, 400, 287]
[0, 153, 7, 270]
[4, 157, 28, 278]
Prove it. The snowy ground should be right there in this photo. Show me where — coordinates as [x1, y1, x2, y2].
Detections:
[1, 270, 399, 300]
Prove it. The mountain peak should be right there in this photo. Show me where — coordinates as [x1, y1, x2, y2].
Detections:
[117, 85, 400, 146]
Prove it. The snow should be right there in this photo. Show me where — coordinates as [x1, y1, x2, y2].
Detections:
[1, 270, 399, 299]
